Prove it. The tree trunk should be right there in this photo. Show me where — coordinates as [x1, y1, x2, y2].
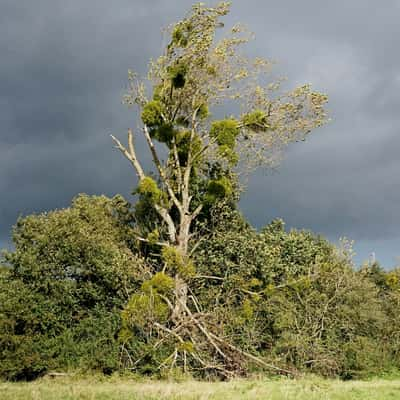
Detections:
[171, 213, 192, 323]
[171, 275, 188, 323]
[177, 213, 191, 254]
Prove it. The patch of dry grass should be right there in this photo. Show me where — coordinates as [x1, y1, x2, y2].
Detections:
[1, 375, 400, 399]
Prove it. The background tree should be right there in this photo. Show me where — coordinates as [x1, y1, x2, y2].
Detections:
[113, 2, 327, 377]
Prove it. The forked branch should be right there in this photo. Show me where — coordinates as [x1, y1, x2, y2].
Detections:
[110, 129, 145, 179]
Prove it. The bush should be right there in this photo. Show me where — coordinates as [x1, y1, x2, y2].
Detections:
[2, 196, 400, 379]
[0, 194, 149, 380]
[193, 214, 399, 377]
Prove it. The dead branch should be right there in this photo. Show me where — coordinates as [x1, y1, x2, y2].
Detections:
[111, 130, 145, 180]
[136, 236, 170, 247]
[194, 275, 225, 281]
[209, 331, 296, 376]
[180, 301, 231, 361]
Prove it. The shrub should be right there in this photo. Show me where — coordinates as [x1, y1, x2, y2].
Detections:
[0, 194, 149, 380]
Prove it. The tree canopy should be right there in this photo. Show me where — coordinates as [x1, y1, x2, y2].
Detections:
[112, 1, 328, 255]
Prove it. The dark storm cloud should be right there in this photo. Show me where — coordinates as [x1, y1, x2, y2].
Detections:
[0, 0, 167, 244]
[1, 1, 399, 266]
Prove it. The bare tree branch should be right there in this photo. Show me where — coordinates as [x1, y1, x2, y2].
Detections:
[171, 138, 183, 189]
[136, 236, 170, 247]
[110, 130, 145, 180]
[111, 130, 177, 243]
[191, 204, 203, 221]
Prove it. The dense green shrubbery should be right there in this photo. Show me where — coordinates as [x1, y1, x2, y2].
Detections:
[0, 194, 148, 380]
[2, 196, 400, 380]
[192, 209, 400, 378]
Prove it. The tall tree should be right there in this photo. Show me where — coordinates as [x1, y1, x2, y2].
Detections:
[112, 2, 327, 377]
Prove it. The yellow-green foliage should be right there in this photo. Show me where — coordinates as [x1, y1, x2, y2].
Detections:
[210, 119, 240, 149]
[249, 278, 262, 288]
[242, 109, 269, 132]
[138, 176, 159, 195]
[141, 272, 175, 295]
[264, 283, 276, 296]
[197, 103, 209, 120]
[146, 229, 160, 244]
[241, 298, 254, 320]
[161, 246, 196, 278]
[386, 272, 399, 289]
[141, 101, 174, 143]
[152, 84, 164, 101]
[217, 144, 239, 165]
[162, 246, 183, 269]
[171, 21, 193, 48]
[121, 272, 174, 339]
[209, 119, 240, 164]
[177, 341, 195, 353]
[207, 176, 233, 199]
[176, 131, 203, 166]
[172, 25, 187, 47]
[141, 100, 164, 127]
[137, 177, 165, 205]
[121, 291, 169, 329]
[175, 130, 190, 145]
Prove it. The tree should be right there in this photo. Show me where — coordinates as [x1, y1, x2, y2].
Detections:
[0, 194, 148, 380]
[112, 2, 327, 377]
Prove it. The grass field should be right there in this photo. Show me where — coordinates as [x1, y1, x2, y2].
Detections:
[1, 376, 400, 400]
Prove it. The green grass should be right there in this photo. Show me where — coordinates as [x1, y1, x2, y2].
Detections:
[1, 375, 400, 399]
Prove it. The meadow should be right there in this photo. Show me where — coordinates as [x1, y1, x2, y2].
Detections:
[1, 376, 400, 400]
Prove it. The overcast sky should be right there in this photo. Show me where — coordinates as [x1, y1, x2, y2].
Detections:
[1, 0, 399, 267]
